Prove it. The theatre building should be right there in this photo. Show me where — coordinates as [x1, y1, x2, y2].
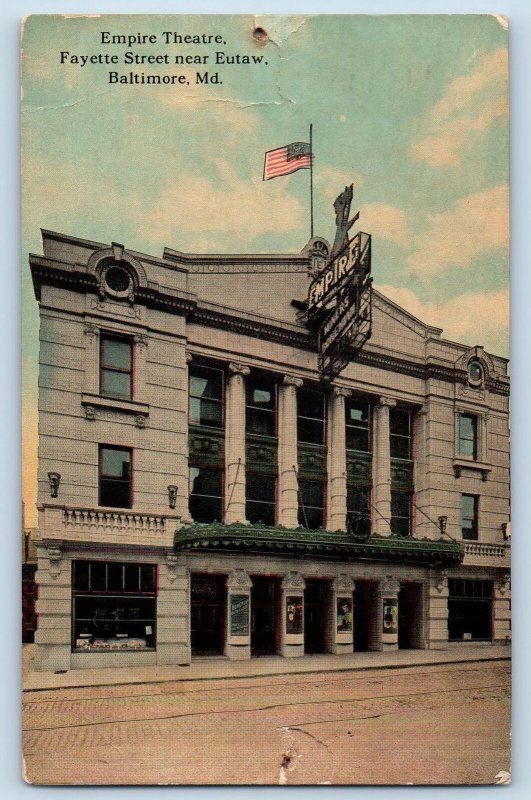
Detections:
[29, 227, 510, 671]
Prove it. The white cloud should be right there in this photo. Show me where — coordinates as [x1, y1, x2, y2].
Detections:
[359, 204, 410, 248]
[144, 158, 305, 246]
[411, 48, 508, 166]
[379, 284, 509, 357]
[407, 186, 508, 277]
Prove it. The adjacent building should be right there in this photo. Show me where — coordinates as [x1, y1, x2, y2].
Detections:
[29, 228, 510, 671]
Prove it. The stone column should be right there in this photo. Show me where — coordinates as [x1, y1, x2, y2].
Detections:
[493, 572, 511, 644]
[373, 396, 396, 536]
[425, 570, 449, 650]
[225, 569, 252, 660]
[327, 387, 351, 532]
[224, 362, 250, 524]
[331, 574, 355, 654]
[280, 571, 306, 657]
[33, 542, 71, 672]
[378, 577, 401, 651]
[278, 375, 303, 528]
[157, 552, 191, 665]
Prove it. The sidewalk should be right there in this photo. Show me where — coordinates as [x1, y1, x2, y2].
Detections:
[22, 643, 511, 692]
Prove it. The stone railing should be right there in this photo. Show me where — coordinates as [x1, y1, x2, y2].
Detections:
[38, 503, 180, 547]
[63, 507, 166, 533]
[463, 542, 508, 558]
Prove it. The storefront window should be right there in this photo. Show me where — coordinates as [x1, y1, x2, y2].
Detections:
[448, 579, 493, 641]
[72, 560, 156, 651]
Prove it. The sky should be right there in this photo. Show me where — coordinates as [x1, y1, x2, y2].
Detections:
[21, 14, 509, 525]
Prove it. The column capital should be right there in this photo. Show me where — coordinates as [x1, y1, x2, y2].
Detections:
[281, 571, 306, 591]
[381, 577, 401, 595]
[226, 568, 252, 591]
[332, 386, 352, 399]
[333, 574, 355, 592]
[228, 362, 250, 377]
[83, 323, 99, 338]
[133, 333, 148, 348]
[282, 374, 303, 388]
[377, 396, 397, 409]
[185, 350, 194, 363]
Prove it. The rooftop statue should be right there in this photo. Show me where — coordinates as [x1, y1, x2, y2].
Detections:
[331, 184, 359, 260]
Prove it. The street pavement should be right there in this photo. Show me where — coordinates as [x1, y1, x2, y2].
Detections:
[22, 656, 511, 785]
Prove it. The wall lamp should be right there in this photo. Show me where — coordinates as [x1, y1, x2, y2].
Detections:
[167, 485, 178, 510]
[437, 515, 448, 536]
[47, 472, 61, 498]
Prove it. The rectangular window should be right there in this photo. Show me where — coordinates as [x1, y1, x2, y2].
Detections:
[297, 388, 325, 445]
[246, 374, 277, 437]
[189, 365, 224, 429]
[246, 471, 276, 525]
[72, 560, 156, 651]
[390, 408, 412, 460]
[448, 579, 493, 641]
[458, 413, 478, 459]
[391, 490, 412, 536]
[346, 398, 370, 452]
[99, 446, 132, 508]
[347, 485, 371, 536]
[100, 333, 133, 400]
[298, 479, 325, 529]
[460, 494, 479, 540]
[189, 466, 223, 523]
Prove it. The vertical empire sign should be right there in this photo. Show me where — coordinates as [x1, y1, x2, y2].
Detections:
[307, 230, 372, 382]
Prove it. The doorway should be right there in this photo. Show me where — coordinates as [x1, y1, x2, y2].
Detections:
[398, 582, 422, 649]
[353, 580, 371, 651]
[251, 577, 278, 656]
[304, 579, 327, 654]
[190, 573, 226, 656]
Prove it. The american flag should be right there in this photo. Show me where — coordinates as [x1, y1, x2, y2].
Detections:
[263, 141, 313, 180]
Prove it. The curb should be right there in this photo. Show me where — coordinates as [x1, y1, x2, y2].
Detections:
[23, 654, 511, 694]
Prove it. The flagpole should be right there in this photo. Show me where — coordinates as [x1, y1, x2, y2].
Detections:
[309, 123, 314, 239]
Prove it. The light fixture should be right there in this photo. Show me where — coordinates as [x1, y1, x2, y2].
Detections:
[167, 485, 178, 509]
[438, 515, 448, 536]
[47, 472, 61, 498]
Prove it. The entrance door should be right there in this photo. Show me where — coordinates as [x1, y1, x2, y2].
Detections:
[304, 579, 327, 654]
[353, 581, 371, 651]
[251, 577, 277, 655]
[191, 574, 226, 656]
[398, 582, 421, 649]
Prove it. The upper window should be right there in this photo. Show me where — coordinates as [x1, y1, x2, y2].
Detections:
[246, 374, 277, 437]
[100, 333, 133, 400]
[189, 466, 223, 523]
[101, 262, 133, 299]
[246, 471, 276, 525]
[390, 408, 412, 460]
[346, 398, 370, 452]
[391, 490, 412, 537]
[458, 413, 478, 459]
[298, 479, 325, 529]
[189, 365, 224, 429]
[467, 360, 484, 388]
[99, 446, 132, 508]
[347, 485, 371, 536]
[460, 494, 479, 540]
[297, 388, 325, 445]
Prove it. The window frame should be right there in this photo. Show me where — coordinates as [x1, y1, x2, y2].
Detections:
[99, 332, 134, 401]
[188, 363, 225, 430]
[297, 387, 326, 446]
[390, 490, 413, 537]
[98, 444, 133, 509]
[245, 373, 278, 439]
[457, 413, 478, 460]
[389, 408, 413, 461]
[245, 470, 277, 526]
[298, 478, 326, 530]
[460, 493, 479, 540]
[345, 397, 371, 453]
[189, 465, 224, 524]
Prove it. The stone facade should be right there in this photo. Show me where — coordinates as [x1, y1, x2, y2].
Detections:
[29, 230, 510, 670]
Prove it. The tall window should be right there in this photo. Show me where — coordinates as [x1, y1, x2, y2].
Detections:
[458, 413, 478, 459]
[246, 471, 276, 525]
[72, 560, 156, 651]
[100, 334, 133, 400]
[460, 494, 479, 540]
[346, 398, 370, 452]
[391, 490, 412, 536]
[99, 446, 132, 508]
[246, 374, 277, 437]
[189, 365, 223, 428]
[298, 479, 325, 529]
[297, 388, 325, 445]
[189, 467, 223, 523]
[390, 408, 412, 460]
[347, 485, 371, 536]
